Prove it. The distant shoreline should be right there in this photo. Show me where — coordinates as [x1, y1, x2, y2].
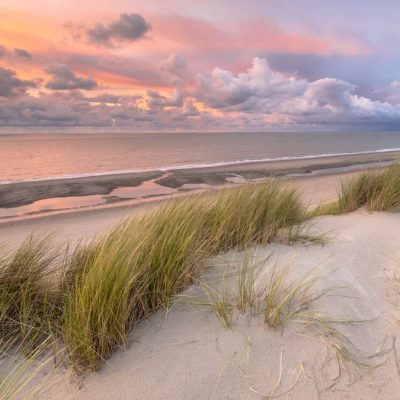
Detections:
[0, 149, 399, 197]
[0, 154, 396, 249]
[2, 147, 400, 186]
[0, 150, 399, 223]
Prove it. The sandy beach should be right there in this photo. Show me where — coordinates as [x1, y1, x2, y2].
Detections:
[0, 167, 362, 250]
[2, 157, 400, 400]
[4, 3, 400, 399]
[1, 150, 399, 249]
[1, 150, 399, 221]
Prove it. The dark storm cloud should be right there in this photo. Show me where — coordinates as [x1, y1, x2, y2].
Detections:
[45, 65, 97, 90]
[87, 13, 152, 47]
[0, 67, 36, 97]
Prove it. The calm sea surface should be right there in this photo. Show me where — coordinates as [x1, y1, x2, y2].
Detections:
[1, 131, 400, 183]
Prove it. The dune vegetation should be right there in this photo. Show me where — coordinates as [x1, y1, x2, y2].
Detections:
[3, 163, 400, 398]
[0, 181, 307, 384]
[312, 163, 400, 216]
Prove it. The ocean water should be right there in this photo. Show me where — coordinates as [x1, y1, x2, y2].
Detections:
[1, 131, 400, 184]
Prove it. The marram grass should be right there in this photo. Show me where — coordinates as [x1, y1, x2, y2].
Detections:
[0, 237, 63, 349]
[0, 181, 306, 374]
[312, 163, 400, 216]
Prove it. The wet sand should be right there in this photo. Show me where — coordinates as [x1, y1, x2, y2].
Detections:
[0, 150, 399, 250]
[0, 170, 363, 251]
[1, 150, 400, 209]
[0, 171, 164, 208]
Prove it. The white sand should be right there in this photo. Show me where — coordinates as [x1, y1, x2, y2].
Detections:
[42, 211, 400, 400]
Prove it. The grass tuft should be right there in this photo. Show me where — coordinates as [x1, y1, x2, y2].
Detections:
[0, 181, 304, 372]
[276, 223, 330, 246]
[262, 266, 324, 329]
[236, 253, 262, 313]
[194, 254, 326, 331]
[198, 281, 233, 329]
[313, 163, 400, 215]
[0, 237, 63, 350]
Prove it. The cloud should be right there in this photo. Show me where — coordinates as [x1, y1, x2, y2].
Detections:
[87, 13, 152, 47]
[14, 48, 32, 59]
[0, 67, 36, 97]
[264, 52, 400, 90]
[0, 91, 107, 126]
[180, 99, 199, 117]
[0, 45, 32, 60]
[162, 54, 187, 79]
[76, 54, 160, 86]
[194, 57, 306, 110]
[0, 90, 196, 128]
[147, 87, 184, 108]
[45, 65, 97, 90]
[193, 57, 400, 126]
[1, 57, 400, 130]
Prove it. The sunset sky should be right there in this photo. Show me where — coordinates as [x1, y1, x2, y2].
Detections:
[1, 0, 400, 131]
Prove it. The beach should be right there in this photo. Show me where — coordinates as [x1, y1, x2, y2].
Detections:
[2, 150, 400, 208]
[1, 150, 400, 246]
[2, 153, 400, 400]
[4, 2, 400, 398]
[0, 172, 342, 249]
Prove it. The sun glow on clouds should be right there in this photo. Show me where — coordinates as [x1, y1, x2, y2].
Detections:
[0, 1, 400, 130]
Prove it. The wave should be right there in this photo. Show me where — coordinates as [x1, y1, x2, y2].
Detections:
[1, 147, 400, 185]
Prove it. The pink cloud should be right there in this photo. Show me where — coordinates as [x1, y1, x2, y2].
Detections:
[151, 14, 368, 57]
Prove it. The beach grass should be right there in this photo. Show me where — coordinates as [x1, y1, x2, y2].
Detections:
[0, 336, 60, 400]
[0, 181, 306, 374]
[312, 163, 400, 216]
[198, 281, 233, 329]
[0, 237, 63, 350]
[194, 253, 326, 332]
[235, 253, 261, 313]
[63, 182, 304, 370]
[262, 265, 323, 329]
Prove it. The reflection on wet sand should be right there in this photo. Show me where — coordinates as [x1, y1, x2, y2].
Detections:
[0, 179, 180, 221]
[0, 194, 106, 219]
[1, 153, 398, 223]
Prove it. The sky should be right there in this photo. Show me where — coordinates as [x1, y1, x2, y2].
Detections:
[1, 0, 400, 131]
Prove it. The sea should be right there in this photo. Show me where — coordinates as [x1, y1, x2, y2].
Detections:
[1, 131, 400, 184]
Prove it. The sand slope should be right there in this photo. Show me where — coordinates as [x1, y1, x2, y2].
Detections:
[42, 211, 400, 400]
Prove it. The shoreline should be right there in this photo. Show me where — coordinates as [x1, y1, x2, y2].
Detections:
[3, 160, 400, 399]
[0, 150, 399, 224]
[0, 166, 382, 251]
[2, 146, 400, 186]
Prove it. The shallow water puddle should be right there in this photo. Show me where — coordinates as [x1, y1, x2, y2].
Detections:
[0, 195, 105, 219]
[0, 180, 178, 221]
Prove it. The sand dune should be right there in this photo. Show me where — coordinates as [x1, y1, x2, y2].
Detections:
[42, 211, 400, 400]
